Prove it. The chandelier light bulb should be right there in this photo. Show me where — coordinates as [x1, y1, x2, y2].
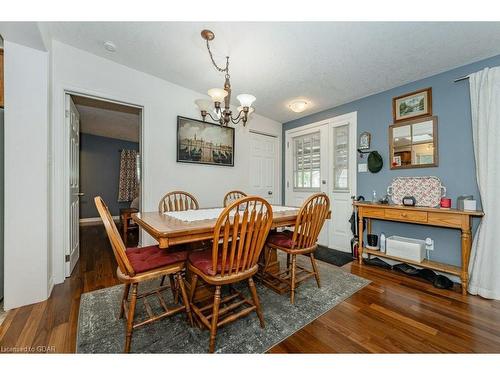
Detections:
[237, 94, 256, 108]
[208, 88, 228, 103]
[238, 106, 255, 114]
[195, 99, 212, 112]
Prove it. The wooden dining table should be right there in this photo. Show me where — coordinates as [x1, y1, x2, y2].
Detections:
[132, 205, 330, 301]
[132, 206, 302, 249]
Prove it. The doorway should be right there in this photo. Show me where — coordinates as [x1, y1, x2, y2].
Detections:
[66, 94, 142, 277]
[284, 112, 357, 252]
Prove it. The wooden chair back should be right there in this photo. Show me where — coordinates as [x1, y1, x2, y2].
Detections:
[223, 190, 247, 207]
[291, 193, 330, 250]
[158, 191, 199, 213]
[212, 196, 273, 277]
[94, 196, 135, 276]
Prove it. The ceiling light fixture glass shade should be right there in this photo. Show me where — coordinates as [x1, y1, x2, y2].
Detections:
[237, 94, 256, 108]
[207, 88, 228, 103]
[195, 99, 212, 112]
[289, 100, 308, 113]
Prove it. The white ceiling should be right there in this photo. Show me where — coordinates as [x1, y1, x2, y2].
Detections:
[72, 95, 140, 142]
[39, 22, 500, 122]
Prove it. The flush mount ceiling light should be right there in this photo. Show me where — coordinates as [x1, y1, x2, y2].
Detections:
[195, 29, 256, 127]
[103, 41, 116, 52]
[289, 100, 309, 113]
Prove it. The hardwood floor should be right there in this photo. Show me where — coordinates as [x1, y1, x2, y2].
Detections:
[1, 225, 500, 353]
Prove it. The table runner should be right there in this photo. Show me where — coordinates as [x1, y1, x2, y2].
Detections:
[164, 205, 297, 222]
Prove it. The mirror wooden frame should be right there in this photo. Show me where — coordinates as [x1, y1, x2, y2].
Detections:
[389, 116, 438, 170]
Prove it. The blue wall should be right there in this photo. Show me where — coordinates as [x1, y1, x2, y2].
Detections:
[80, 133, 139, 218]
[283, 54, 500, 267]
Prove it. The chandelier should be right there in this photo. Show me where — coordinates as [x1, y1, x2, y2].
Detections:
[195, 29, 256, 127]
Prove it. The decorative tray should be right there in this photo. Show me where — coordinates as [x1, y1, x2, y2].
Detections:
[387, 176, 446, 207]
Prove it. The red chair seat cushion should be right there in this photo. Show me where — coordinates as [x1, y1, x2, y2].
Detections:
[188, 247, 235, 276]
[126, 245, 188, 274]
[267, 230, 295, 249]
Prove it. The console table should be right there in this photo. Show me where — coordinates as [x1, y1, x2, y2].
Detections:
[353, 202, 484, 295]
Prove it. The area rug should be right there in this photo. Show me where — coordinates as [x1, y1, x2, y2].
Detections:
[76, 255, 369, 353]
[315, 246, 354, 267]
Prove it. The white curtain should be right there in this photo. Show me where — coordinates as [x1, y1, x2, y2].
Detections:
[468, 66, 500, 299]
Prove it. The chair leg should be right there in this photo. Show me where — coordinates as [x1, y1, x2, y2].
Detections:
[286, 253, 291, 274]
[124, 283, 138, 353]
[160, 275, 166, 286]
[169, 274, 179, 304]
[209, 285, 221, 353]
[310, 253, 321, 288]
[189, 274, 198, 303]
[122, 217, 128, 243]
[176, 273, 193, 326]
[290, 255, 297, 304]
[119, 283, 130, 319]
[248, 277, 265, 328]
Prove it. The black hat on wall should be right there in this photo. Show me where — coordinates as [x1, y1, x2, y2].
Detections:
[367, 151, 383, 173]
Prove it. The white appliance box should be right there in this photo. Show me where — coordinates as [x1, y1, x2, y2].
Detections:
[386, 236, 426, 263]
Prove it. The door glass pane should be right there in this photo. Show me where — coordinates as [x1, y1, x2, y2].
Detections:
[333, 125, 349, 191]
[292, 132, 320, 190]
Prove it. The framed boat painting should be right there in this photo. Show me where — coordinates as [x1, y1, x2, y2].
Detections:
[177, 116, 235, 167]
[392, 87, 432, 123]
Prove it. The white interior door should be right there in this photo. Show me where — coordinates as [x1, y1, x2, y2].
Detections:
[66, 95, 80, 276]
[285, 112, 357, 250]
[249, 132, 278, 204]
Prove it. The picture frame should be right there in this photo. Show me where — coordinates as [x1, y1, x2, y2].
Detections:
[359, 131, 371, 150]
[177, 116, 235, 167]
[392, 87, 432, 123]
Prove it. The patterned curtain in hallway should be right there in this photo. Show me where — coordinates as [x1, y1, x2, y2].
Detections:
[118, 149, 139, 202]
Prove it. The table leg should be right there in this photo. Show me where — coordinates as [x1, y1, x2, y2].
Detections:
[461, 227, 472, 296]
[358, 214, 364, 264]
[367, 218, 372, 235]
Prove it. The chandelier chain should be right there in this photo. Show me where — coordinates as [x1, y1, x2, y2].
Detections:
[205, 40, 230, 76]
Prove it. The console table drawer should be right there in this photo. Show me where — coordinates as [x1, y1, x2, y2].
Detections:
[384, 209, 428, 223]
[362, 207, 386, 218]
[428, 212, 463, 228]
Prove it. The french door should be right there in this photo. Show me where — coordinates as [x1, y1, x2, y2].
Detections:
[285, 112, 357, 252]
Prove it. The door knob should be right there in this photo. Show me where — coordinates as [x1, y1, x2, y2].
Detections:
[268, 191, 273, 195]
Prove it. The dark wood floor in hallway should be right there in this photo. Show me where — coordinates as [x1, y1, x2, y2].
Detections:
[1, 225, 500, 353]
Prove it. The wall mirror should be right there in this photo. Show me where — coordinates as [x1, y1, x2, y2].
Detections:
[389, 116, 438, 169]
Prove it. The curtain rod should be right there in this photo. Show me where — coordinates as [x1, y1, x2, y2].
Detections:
[454, 75, 470, 83]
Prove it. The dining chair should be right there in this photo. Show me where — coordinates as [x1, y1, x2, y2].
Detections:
[158, 190, 207, 285]
[158, 190, 199, 213]
[95, 196, 193, 353]
[187, 196, 273, 353]
[223, 190, 247, 207]
[261, 193, 330, 304]
[120, 207, 139, 244]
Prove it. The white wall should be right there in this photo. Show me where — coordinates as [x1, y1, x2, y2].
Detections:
[51, 41, 282, 285]
[3, 41, 50, 309]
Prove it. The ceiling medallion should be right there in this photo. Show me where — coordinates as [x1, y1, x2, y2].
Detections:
[195, 29, 256, 127]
